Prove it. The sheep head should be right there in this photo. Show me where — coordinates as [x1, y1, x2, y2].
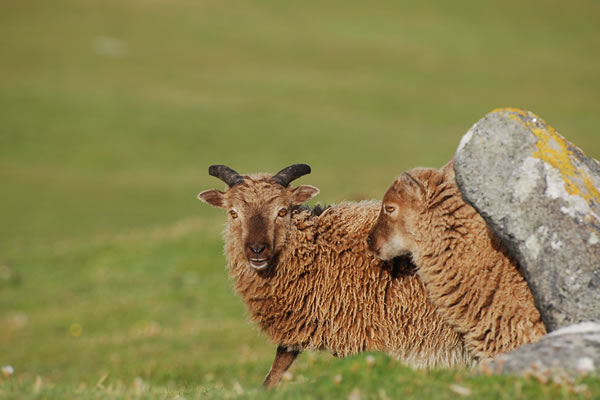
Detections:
[368, 160, 455, 260]
[198, 164, 320, 270]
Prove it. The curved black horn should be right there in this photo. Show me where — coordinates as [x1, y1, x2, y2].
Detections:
[272, 164, 312, 187]
[208, 165, 244, 187]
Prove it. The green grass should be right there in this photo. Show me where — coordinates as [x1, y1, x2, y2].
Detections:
[1, 0, 599, 398]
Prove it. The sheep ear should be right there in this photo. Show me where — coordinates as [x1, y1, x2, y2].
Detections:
[292, 185, 320, 205]
[198, 189, 226, 208]
[399, 172, 424, 197]
[441, 157, 455, 181]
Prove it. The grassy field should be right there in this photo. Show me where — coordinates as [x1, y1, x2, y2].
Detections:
[1, 0, 599, 398]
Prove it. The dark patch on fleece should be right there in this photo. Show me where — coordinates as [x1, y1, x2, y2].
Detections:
[293, 203, 331, 217]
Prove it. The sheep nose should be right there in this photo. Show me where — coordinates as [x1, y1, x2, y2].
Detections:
[249, 243, 267, 256]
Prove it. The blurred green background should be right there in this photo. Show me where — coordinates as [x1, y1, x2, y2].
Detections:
[1, 0, 599, 398]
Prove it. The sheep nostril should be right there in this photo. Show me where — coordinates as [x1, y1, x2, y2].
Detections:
[249, 244, 266, 256]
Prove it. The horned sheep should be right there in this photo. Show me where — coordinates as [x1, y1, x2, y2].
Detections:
[198, 164, 473, 387]
[367, 159, 547, 360]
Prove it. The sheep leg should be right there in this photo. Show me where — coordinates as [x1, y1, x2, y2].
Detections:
[263, 345, 300, 388]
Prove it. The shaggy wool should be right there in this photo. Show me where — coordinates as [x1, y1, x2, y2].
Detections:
[223, 194, 472, 367]
[373, 162, 547, 359]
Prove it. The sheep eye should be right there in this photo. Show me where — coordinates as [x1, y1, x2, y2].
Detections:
[278, 208, 288, 217]
[229, 210, 238, 219]
[385, 206, 396, 214]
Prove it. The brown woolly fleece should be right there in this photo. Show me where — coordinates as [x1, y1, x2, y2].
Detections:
[200, 170, 475, 385]
[226, 199, 470, 366]
[369, 161, 546, 360]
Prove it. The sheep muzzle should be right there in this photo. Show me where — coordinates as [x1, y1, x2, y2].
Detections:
[244, 214, 274, 270]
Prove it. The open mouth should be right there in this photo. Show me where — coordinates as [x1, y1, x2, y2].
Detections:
[249, 259, 269, 270]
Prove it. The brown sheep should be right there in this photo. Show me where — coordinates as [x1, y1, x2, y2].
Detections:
[198, 164, 473, 387]
[367, 159, 547, 360]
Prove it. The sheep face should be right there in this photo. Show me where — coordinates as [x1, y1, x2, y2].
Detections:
[368, 162, 455, 261]
[199, 172, 319, 271]
[368, 173, 425, 260]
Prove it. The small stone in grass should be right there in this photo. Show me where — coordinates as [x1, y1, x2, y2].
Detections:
[133, 377, 146, 395]
[366, 355, 376, 367]
[232, 381, 244, 396]
[204, 373, 215, 382]
[333, 374, 343, 384]
[33, 376, 42, 394]
[1, 365, 14, 378]
[449, 384, 472, 397]
[282, 371, 293, 382]
[573, 384, 588, 394]
[348, 388, 361, 400]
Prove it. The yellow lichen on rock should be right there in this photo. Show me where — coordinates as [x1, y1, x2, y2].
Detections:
[493, 108, 600, 207]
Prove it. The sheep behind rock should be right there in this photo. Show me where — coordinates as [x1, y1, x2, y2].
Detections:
[455, 108, 600, 331]
[368, 160, 546, 360]
[198, 164, 472, 387]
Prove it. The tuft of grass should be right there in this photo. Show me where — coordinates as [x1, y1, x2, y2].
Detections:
[2, 357, 599, 399]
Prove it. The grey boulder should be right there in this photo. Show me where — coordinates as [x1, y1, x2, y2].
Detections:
[454, 108, 600, 332]
[480, 322, 600, 378]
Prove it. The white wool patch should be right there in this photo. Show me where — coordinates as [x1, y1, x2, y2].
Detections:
[378, 234, 411, 260]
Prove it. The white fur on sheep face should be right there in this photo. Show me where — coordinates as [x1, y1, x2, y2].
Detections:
[199, 172, 319, 271]
[375, 229, 412, 260]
